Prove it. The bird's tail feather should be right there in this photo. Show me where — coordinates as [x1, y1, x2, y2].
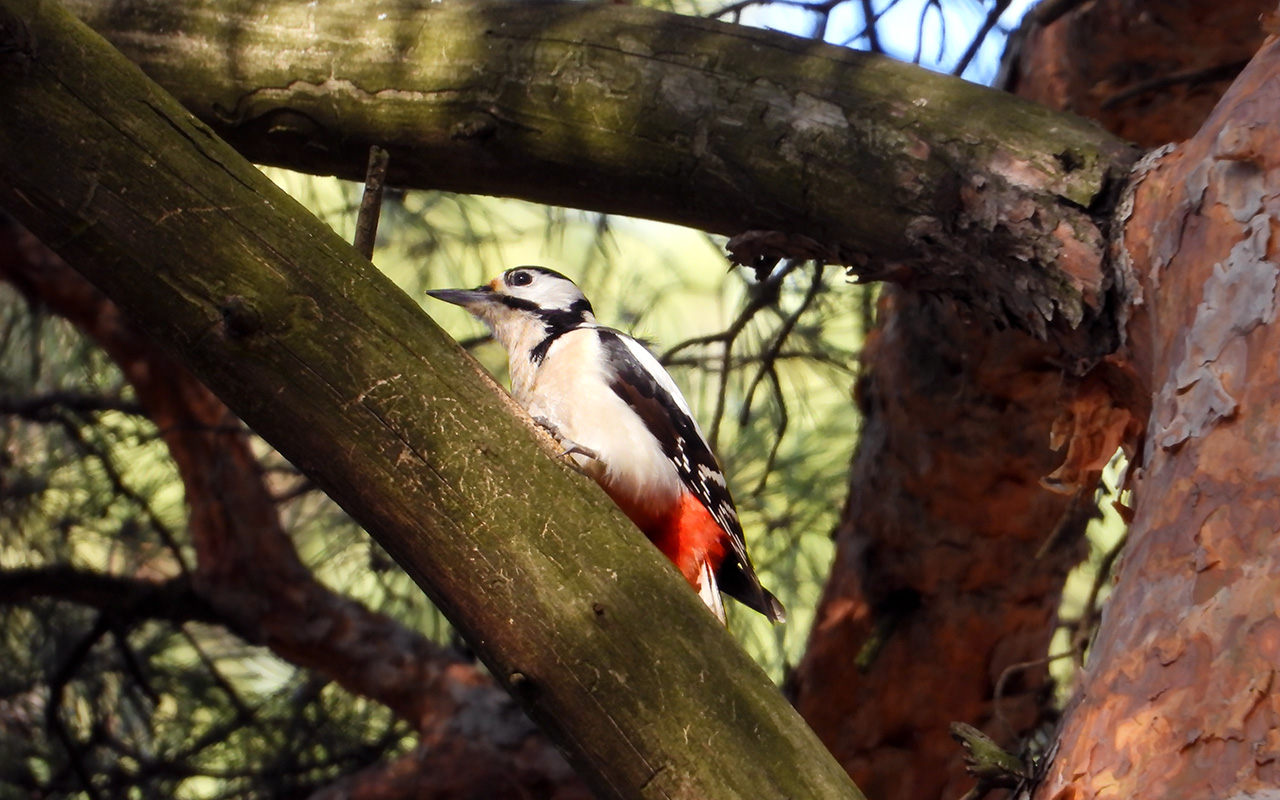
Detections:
[696, 559, 727, 625]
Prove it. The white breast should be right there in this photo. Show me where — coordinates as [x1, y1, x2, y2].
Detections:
[510, 328, 684, 517]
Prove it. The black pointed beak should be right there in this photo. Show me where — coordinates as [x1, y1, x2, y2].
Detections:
[426, 285, 494, 309]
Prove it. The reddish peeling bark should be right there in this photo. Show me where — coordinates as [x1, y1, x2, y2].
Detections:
[791, 290, 1088, 800]
[1037, 35, 1280, 799]
[791, 3, 1270, 795]
[0, 221, 586, 800]
[1009, 0, 1272, 148]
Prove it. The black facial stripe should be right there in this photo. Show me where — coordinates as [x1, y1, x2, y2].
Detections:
[529, 299, 595, 364]
[496, 294, 540, 312]
[560, 297, 595, 321]
[530, 330, 564, 364]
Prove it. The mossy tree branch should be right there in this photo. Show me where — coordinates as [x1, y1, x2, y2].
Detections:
[62, 0, 1141, 358]
[0, 1, 863, 798]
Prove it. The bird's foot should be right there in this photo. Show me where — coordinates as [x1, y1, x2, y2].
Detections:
[532, 416, 600, 461]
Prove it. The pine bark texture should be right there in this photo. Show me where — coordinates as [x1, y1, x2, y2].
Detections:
[1008, 3, 1280, 796]
[1037, 29, 1280, 800]
[790, 289, 1091, 800]
[795, 3, 1279, 798]
[0, 2, 863, 798]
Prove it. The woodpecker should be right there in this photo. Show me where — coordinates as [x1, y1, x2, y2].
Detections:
[428, 266, 785, 624]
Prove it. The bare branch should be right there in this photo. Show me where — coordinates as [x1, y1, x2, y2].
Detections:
[0, 392, 144, 420]
[0, 566, 220, 625]
[952, 0, 1013, 77]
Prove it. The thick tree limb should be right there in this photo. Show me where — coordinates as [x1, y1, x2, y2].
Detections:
[60, 0, 1140, 356]
[0, 2, 863, 798]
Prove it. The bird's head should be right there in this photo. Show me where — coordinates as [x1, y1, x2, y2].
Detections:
[427, 266, 596, 353]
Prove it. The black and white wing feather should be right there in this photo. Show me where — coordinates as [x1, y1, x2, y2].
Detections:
[597, 329, 785, 622]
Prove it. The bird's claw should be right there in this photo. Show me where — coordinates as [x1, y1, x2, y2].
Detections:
[532, 416, 600, 461]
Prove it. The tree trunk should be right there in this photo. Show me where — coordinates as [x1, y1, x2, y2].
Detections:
[798, 5, 1280, 797]
[1008, 0, 1267, 149]
[1036, 32, 1280, 800]
[791, 289, 1090, 800]
[0, 1, 863, 797]
[1005, 2, 1280, 795]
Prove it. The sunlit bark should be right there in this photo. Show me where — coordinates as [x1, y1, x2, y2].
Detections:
[792, 290, 1088, 800]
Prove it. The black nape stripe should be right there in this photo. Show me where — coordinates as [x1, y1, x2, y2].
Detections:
[529, 298, 594, 364]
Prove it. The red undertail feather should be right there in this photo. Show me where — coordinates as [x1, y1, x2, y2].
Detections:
[608, 489, 732, 618]
[651, 492, 729, 605]
[644, 492, 728, 584]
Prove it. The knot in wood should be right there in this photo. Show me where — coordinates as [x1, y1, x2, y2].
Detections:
[219, 295, 263, 339]
[451, 114, 498, 141]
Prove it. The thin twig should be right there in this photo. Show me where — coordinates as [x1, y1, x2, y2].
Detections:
[992, 650, 1074, 739]
[46, 614, 112, 800]
[109, 623, 161, 706]
[178, 624, 256, 722]
[915, 0, 945, 64]
[353, 146, 390, 261]
[52, 411, 194, 578]
[751, 366, 788, 497]
[658, 262, 797, 450]
[663, 348, 855, 374]
[1072, 530, 1129, 663]
[740, 264, 825, 426]
[953, 0, 1012, 77]
[708, 0, 840, 20]
[859, 0, 882, 53]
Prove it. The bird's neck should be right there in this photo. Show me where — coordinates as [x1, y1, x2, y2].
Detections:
[499, 310, 596, 399]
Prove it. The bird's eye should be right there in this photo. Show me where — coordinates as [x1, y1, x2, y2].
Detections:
[507, 271, 533, 287]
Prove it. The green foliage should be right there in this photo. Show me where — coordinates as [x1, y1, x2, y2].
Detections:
[0, 289, 412, 798]
[1049, 455, 1129, 702]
